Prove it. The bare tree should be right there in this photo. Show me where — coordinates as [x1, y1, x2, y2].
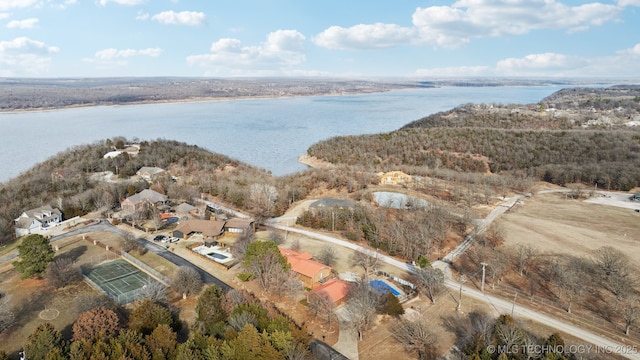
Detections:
[350, 249, 380, 280]
[593, 246, 630, 278]
[231, 230, 255, 261]
[290, 238, 301, 252]
[593, 246, 635, 299]
[513, 244, 537, 277]
[414, 267, 445, 304]
[488, 251, 509, 289]
[268, 231, 285, 245]
[345, 280, 383, 340]
[317, 244, 337, 267]
[392, 317, 439, 360]
[139, 280, 168, 304]
[45, 257, 82, 288]
[249, 183, 278, 222]
[554, 257, 587, 313]
[495, 321, 525, 350]
[269, 266, 304, 299]
[121, 231, 138, 253]
[172, 266, 203, 298]
[621, 295, 640, 336]
[307, 292, 335, 330]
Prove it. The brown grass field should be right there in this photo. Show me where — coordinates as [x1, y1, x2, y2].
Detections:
[497, 192, 640, 262]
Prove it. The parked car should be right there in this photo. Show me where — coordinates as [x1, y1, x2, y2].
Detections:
[153, 235, 167, 241]
[169, 237, 180, 243]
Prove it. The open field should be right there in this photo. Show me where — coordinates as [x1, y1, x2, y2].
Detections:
[497, 192, 640, 261]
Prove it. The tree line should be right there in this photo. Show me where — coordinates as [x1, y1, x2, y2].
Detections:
[307, 128, 640, 190]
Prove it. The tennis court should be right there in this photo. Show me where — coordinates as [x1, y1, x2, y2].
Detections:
[84, 259, 155, 304]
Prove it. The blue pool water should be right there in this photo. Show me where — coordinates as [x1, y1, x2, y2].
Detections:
[370, 279, 400, 296]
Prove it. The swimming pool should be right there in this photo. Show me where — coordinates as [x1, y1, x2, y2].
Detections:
[207, 252, 228, 260]
[370, 279, 400, 296]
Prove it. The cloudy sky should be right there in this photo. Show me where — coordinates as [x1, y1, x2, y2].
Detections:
[1, 0, 639, 78]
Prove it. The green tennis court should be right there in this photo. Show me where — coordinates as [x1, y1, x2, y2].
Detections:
[84, 259, 152, 302]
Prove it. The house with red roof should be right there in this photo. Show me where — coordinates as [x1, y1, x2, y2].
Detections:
[280, 248, 332, 289]
[306, 278, 351, 305]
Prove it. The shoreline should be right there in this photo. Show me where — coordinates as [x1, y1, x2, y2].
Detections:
[0, 87, 415, 115]
[297, 154, 335, 170]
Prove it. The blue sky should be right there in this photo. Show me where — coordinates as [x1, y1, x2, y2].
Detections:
[1, 0, 639, 78]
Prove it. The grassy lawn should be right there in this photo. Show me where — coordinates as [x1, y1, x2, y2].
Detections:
[130, 248, 178, 279]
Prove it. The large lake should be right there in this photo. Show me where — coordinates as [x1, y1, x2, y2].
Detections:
[0, 86, 570, 182]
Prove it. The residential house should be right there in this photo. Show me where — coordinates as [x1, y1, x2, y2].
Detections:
[172, 219, 226, 243]
[378, 170, 412, 186]
[174, 202, 199, 216]
[137, 167, 165, 181]
[280, 248, 332, 289]
[224, 218, 255, 234]
[103, 144, 140, 159]
[14, 205, 63, 237]
[306, 278, 351, 305]
[120, 189, 168, 214]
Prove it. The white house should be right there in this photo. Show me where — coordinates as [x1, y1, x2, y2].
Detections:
[14, 205, 63, 237]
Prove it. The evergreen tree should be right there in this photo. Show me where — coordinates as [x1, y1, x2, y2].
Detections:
[23, 322, 65, 360]
[13, 234, 55, 279]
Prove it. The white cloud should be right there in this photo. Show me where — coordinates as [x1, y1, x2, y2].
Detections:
[6, 17, 39, 29]
[92, 47, 162, 61]
[412, 0, 621, 47]
[618, 43, 640, 55]
[136, 11, 149, 20]
[313, 23, 416, 50]
[315, 0, 623, 51]
[496, 53, 582, 75]
[0, 13, 10, 20]
[413, 46, 640, 78]
[54, 0, 77, 9]
[0, 37, 58, 76]
[98, 0, 145, 6]
[618, 0, 640, 6]
[151, 10, 206, 26]
[187, 29, 306, 74]
[0, 0, 38, 11]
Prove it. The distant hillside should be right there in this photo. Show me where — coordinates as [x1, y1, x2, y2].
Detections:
[0, 77, 423, 111]
[308, 86, 640, 192]
[402, 86, 640, 130]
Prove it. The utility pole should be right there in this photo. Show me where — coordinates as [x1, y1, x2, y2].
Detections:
[457, 275, 466, 312]
[480, 262, 487, 292]
[511, 291, 518, 317]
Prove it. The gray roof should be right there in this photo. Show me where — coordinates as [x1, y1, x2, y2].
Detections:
[125, 189, 168, 205]
[15, 205, 62, 228]
[137, 167, 165, 176]
[23, 205, 62, 221]
[175, 203, 198, 213]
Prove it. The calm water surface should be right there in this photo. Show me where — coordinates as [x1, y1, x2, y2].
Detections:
[0, 86, 566, 182]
